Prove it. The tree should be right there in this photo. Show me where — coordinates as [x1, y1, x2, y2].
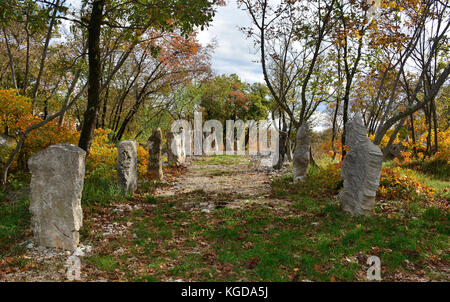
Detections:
[372, 0, 450, 152]
[77, 0, 221, 155]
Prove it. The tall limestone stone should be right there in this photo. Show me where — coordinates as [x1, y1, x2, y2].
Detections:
[167, 130, 185, 166]
[117, 140, 138, 193]
[28, 144, 85, 251]
[148, 128, 163, 180]
[339, 114, 383, 216]
[293, 124, 310, 182]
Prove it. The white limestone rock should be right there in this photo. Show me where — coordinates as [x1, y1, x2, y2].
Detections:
[293, 124, 310, 182]
[28, 144, 86, 251]
[339, 114, 383, 216]
[167, 130, 186, 166]
[117, 140, 138, 193]
[148, 128, 163, 180]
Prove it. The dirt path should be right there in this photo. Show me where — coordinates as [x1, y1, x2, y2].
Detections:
[155, 155, 288, 210]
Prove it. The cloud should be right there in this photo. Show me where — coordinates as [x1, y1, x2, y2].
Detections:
[197, 2, 263, 83]
[310, 111, 333, 132]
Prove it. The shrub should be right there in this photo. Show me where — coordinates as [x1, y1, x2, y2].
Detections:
[0, 89, 79, 170]
[86, 128, 149, 178]
[18, 119, 79, 168]
[290, 154, 436, 204]
[391, 128, 450, 180]
[0, 89, 32, 133]
[86, 129, 117, 178]
[378, 167, 435, 202]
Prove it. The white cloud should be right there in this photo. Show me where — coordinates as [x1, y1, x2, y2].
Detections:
[197, 1, 263, 83]
[310, 111, 333, 132]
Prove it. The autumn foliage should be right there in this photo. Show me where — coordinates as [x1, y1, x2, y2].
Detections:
[0, 90, 32, 132]
[0, 89, 149, 178]
[86, 128, 149, 178]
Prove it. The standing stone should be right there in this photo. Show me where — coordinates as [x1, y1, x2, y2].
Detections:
[167, 130, 185, 166]
[117, 140, 138, 193]
[28, 144, 85, 251]
[293, 124, 310, 182]
[339, 114, 383, 216]
[180, 128, 187, 159]
[258, 151, 278, 169]
[286, 139, 293, 162]
[148, 128, 163, 180]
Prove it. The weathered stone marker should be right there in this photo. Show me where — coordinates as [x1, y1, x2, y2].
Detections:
[28, 144, 85, 251]
[148, 128, 163, 180]
[117, 140, 138, 193]
[293, 123, 310, 182]
[167, 130, 185, 166]
[339, 114, 383, 216]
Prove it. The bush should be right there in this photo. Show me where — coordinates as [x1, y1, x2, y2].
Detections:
[378, 167, 435, 202]
[18, 119, 79, 169]
[86, 129, 118, 178]
[0, 89, 32, 133]
[86, 128, 149, 178]
[283, 154, 436, 204]
[405, 159, 450, 180]
[0, 89, 79, 171]
[389, 128, 450, 180]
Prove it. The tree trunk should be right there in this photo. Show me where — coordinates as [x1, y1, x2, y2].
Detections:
[383, 117, 406, 158]
[342, 95, 349, 157]
[78, 0, 105, 155]
[275, 113, 287, 170]
[431, 99, 438, 154]
[24, 13, 30, 93]
[31, 0, 60, 114]
[331, 98, 340, 160]
[100, 81, 109, 129]
[309, 145, 318, 167]
[410, 114, 417, 158]
[2, 27, 17, 90]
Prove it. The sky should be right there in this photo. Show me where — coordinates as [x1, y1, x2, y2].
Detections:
[196, 2, 331, 131]
[197, 1, 264, 84]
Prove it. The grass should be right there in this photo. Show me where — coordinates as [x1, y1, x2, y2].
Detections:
[97, 191, 447, 281]
[196, 154, 244, 166]
[0, 187, 30, 258]
[407, 159, 450, 180]
[1, 155, 448, 282]
[86, 255, 118, 272]
[82, 174, 129, 206]
[78, 158, 448, 281]
[408, 169, 449, 198]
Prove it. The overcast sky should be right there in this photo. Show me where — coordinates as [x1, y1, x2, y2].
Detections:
[197, 2, 331, 131]
[197, 1, 264, 83]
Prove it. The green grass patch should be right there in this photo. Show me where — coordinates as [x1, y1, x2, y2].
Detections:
[82, 175, 128, 206]
[86, 255, 118, 271]
[196, 155, 243, 166]
[0, 191, 30, 257]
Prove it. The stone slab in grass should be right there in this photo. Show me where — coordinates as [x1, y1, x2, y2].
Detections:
[28, 144, 85, 251]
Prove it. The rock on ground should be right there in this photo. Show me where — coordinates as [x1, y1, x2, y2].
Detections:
[339, 114, 383, 216]
[293, 123, 310, 182]
[167, 131, 185, 166]
[28, 144, 86, 251]
[148, 128, 163, 180]
[117, 140, 138, 193]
